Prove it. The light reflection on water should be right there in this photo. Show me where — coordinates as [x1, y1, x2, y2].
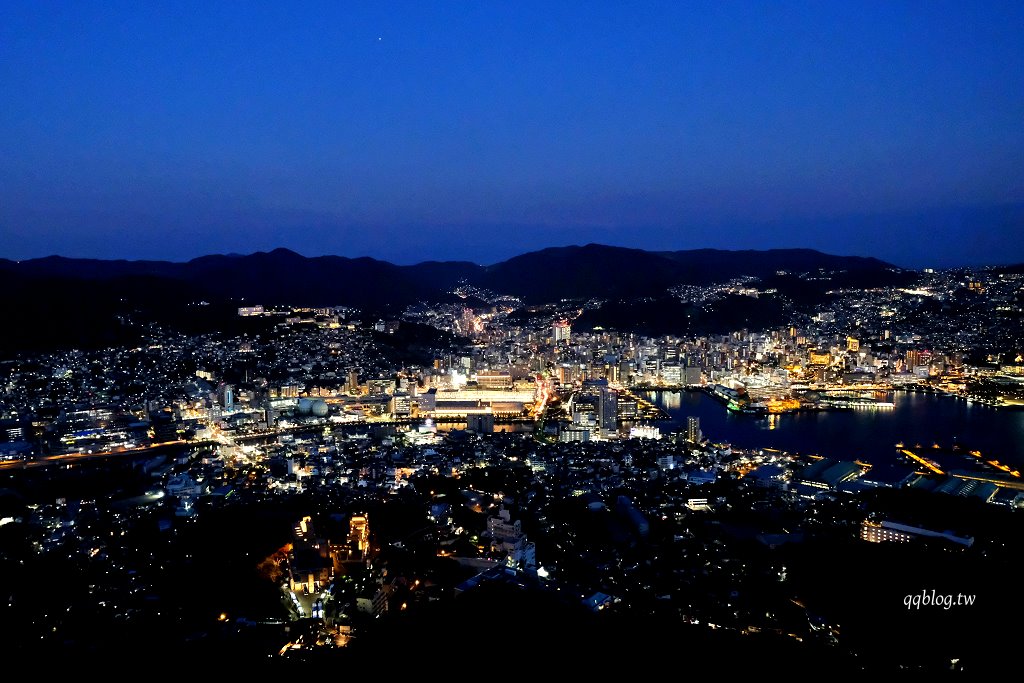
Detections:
[640, 389, 1024, 466]
[659, 390, 682, 411]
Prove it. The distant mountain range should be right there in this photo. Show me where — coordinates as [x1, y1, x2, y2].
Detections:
[1, 244, 896, 308]
[0, 244, 909, 354]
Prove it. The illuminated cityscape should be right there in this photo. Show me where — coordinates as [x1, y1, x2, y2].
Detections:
[2, 1, 1023, 675]
[2, 249, 1023, 671]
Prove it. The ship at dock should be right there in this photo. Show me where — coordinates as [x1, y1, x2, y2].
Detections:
[793, 388, 895, 411]
[708, 383, 767, 416]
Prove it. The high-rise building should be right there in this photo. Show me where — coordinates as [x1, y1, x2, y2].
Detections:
[556, 365, 569, 384]
[553, 320, 571, 344]
[389, 393, 412, 416]
[661, 364, 682, 384]
[218, 383, 235, 410]
[599, 387, 618, 434]
[687, 416, 702, 444]
[617, 394, 639, 419]
[150, 408, 179, 443]
[349, 515, 370, 555]
[618, 359, 632, 383]
[607, 363, 619, 383]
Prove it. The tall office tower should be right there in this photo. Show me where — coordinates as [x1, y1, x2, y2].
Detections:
[619, 359, 632, 384]
[687, 416, 702, 444]
[607, 363, 619, 383]
[218, 383, 235, 410]
[553, 320, 571, 344]
[599, 387, 618, 434]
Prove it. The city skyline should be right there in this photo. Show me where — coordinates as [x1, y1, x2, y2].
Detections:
[3, 257, 1023, 670]
[2, 2, 1023, 267]
[3, 3, 1024, 668]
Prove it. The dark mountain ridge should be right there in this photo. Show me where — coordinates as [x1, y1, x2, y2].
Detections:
[0, 244, 905, 354]
[1, 244, 898, 305]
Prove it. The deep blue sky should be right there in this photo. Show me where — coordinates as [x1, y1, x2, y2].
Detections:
[2, 1, 1022, 267]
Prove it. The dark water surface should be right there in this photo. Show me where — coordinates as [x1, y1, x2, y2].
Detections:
[642, 389, 1024, 466]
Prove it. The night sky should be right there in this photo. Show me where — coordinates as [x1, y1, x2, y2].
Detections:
[2, 1, 1022, 267]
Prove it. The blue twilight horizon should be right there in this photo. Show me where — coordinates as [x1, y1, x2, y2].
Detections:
[1, 1, 1022, 268]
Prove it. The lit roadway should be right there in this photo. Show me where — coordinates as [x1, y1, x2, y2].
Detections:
[900, 449, 945, 475]
[900, 448, 1024, 490]
[0, 440, 208, 471]
[532, 375, 551, 420]
[948, 471, 1024, 491]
